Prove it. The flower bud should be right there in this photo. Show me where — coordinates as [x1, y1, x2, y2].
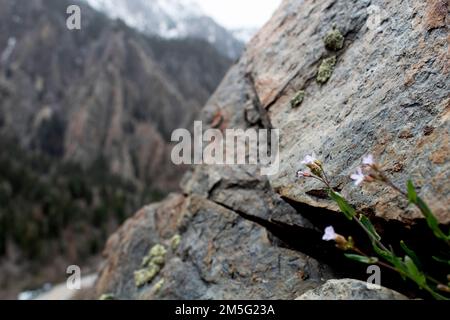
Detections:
[307, 163, 322, 177]
[336, 235, 355, 251]
[314, 160, 323, 168]
[437, 284, 450, 293]
[334, 234, 349, 250]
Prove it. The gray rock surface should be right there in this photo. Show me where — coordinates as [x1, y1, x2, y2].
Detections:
[254, 0, 449, 223]
[296, 278, 408, 300]
[95, 194, 334, 299]
[201, 0, 449, 224]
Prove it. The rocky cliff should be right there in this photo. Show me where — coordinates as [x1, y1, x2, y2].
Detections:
[0, 0, 231, 299]
[95, 0, 449, 299]
[0, 0, 230, 189]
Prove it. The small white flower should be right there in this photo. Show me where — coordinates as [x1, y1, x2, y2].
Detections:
[322, 226, 337, 241]
[362, 154, 374, 166]
[301, 153, 317, 165]
[351, 167, 366, 186]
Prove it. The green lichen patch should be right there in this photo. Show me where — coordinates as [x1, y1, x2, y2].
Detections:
[170, 234, 181, 250]
[135, 244, 168, 288]
[99, 293, 116, 300]
[141, 244, 167, 267]
[324, 29, 344, 51]
[149, 244, 167, 258]
[317, 56, 337, 84]
[149, 254, 165, 266]
[152, 278, 165, 294]
[291, 90, 306, 108]
[134, 263, 160, 288]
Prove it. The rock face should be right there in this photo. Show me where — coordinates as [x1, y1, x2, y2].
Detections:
[95, 0, 449, 299]
[95, 193, 334, 300]
[296, 279, 408, 300]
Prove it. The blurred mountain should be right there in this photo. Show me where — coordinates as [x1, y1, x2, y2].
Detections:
[83, 0, 245, 59]
[0, 0, 231, 298]
[0, 0, 231, 189]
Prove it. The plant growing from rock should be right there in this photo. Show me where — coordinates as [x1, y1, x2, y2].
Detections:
[291, 90, 306, 108]
[134, 244, 167, 288]
[324, 29, 344, 51]
[316, 56, 336, 84]
[297, 154, 450, 299]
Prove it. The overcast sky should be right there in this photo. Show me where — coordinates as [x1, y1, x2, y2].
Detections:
[196, 0, 282, 29]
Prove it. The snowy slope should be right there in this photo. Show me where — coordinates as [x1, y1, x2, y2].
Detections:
[83, 0, 244, 58]
[231, 27, 259, 43]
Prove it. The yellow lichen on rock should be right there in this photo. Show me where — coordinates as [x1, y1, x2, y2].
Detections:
[152, 278, 165, 294]
[141, 244, 167, 267]
[317, 56, 337, 84]
[99, 293, 116, 300]
[134, 244, 167, 288]
[134, 263, 161, 288]
[291, 90, 306, 108]
[324, 29, 344, 51]
[170, 234, 181, 250]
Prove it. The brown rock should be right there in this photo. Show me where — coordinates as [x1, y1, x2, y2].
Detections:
[425, 0, 448, 30]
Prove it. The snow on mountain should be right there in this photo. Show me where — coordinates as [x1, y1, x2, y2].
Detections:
[83, 0, 244, 58]
[231, 27, 259, 43]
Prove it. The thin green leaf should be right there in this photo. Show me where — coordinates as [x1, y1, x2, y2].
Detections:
[371, 244, 412, 281]
[400, 240, 422, 269]
[416, 196, 448, 242]
[328, 190, 356, 220]
[432, 256, 450, 266]
[404, 256, 426, 288]
[407, 180, 417, 203]
[372, 243, 394, 262]
[345, 254, 378, 264]
[426, 288, 449, 300]
[359, 214, 381, 242]
[391, 256, 407, 279]
[406, 181, 449, 243]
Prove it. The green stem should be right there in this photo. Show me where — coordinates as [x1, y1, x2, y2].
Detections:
[376, 172, 450, 248]
[354, 217, 390, 252]
[352, 248, 449, 300]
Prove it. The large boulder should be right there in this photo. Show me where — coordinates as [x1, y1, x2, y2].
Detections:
[95, 194, 334, 299]
[253, 0, 449, 223]
[296, 279, 408, 300]
[200, 0, 449, 224]
[95, 0, 448, 299]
